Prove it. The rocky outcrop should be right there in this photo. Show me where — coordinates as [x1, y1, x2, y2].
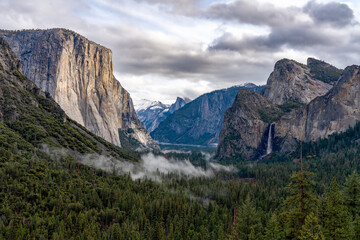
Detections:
[135, 100, 170, 133]
[307, 57, 343, 85]
[262, 59, 333, 105]
[0, 29, 158, 149]
[135, 97, 190, 133]
[275, 65, 360, 152]
[0, 37, 137, 160]
[217, 58, 359, 160]
[169, 97, 191, 114]
[151, 85, 264, 146]
[216, 90, 283, 160]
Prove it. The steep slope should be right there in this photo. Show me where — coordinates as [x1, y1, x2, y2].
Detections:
[135, 97, 190, 133]
[0, 37, 137, 160]
[151, 85, 264, 146]
[168, 97, 191, 114]
[216, 90, 283, 160]
[135, 99, 170, 132]
[307, 57, 343, 85]
[217, 60, 359, 160]
[275, 65, 360, 153]
[0, 29, 157, 149]
[262, 58, 334, 105]
[0, 38, 236, 239]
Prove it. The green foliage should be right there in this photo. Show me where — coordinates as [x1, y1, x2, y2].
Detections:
[308, 59, 342, 84]
[298, 213, 325, 240]
[281, 171, 318, 239]
[258, 107, 284, 123]
[12, 70, 27, 82]
[1, 54, 360, 239]
[236, 194, 262, 240]
[263, 213, 284, 240]
[322, 179, 354, 240]
[279, 101, 302, 113]
[302, 121, 360, 157]
[344, 171, 360, 218]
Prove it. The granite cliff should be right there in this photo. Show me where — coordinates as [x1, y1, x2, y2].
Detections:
[262, 59, 336, 105]
[216, 90, 282, 160]
[0, 37, 138, 160]
[151, 85, 264, 146]
[0, 29, 157, 149]
[275, 65, 360, 153]
[216, 58, 358, 160]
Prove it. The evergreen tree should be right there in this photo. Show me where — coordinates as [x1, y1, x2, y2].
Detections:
[281, 170, 318, 239]
[344, 171, 360, 240]
[322, 178, 354, 240]
[248, 226, 256, 240]
[344, 171, 360, 218]
[298, 212, 324, 240]
[236, 194, 261, 240]
[263, 213, 284, 240]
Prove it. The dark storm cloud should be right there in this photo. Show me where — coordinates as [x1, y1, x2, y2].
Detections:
[201, 0, 355, 28]
[202, 0, 296, 27]
[304, 1, 354, 26]
[0, 0, 359, 101]
[207, 0, 356, 67]
[210, 24, 336, 53]
[108, 27, 269, 83]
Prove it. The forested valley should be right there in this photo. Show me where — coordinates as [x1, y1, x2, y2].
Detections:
[1, 119, 360, 239]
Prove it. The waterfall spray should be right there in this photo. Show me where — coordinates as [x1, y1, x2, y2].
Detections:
[266, 123, 274, 155]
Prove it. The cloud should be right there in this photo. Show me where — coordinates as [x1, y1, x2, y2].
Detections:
[0, 0, 359, 104]
[0, 0, 89, 30]
[80, 152, 237, 182]
[40, 144, 236, 182]
[304, 1, 354, 26]
[134, 0, 201, 14]
[202, 0, 298, 27]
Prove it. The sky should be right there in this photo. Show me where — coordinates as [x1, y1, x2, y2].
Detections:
[0, 0, 359, 104]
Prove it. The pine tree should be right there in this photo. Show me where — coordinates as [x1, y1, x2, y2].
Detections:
[298, 212, 325, 240]
[344, 171, 360, 240]
[248, 227, 256, 240]
[281, 170, 318, 239]
[323, 178, 354, 240]
[236, 194, 261, 240]
[263, 213, 284, 240]
[344, 171, 360, 218]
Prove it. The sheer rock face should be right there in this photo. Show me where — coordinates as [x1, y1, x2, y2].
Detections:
[275, 65, 360, 152]
[216, 90, 281, 160]
[0, 29, 157, 149]
[151, 85, 264, 146]
[217, 58, 359, 160]
[168, 97, 191, 114]
[262, 59, 333, 105]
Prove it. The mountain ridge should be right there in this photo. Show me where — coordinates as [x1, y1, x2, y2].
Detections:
[151, 84, 264, 146]
[216, 57, 356, 160]
[135, 96, 190, 133]
[0, 28, 158, 150]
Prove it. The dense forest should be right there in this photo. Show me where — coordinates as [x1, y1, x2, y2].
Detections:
[1, 119, 360, 239]
[1, 37, 360, 239]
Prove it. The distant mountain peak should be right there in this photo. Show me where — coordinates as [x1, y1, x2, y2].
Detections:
[151, 85, 265, 146]
[243, 83, 258, 88]
[134, 99, 169, 111]
[135, 97, 190, 133]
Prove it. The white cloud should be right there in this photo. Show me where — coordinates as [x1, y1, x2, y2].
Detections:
[0, 0, 359, 103]
[80, 152, 236, 182]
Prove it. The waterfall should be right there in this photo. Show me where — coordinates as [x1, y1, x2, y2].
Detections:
[266, 123, 274, 155]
